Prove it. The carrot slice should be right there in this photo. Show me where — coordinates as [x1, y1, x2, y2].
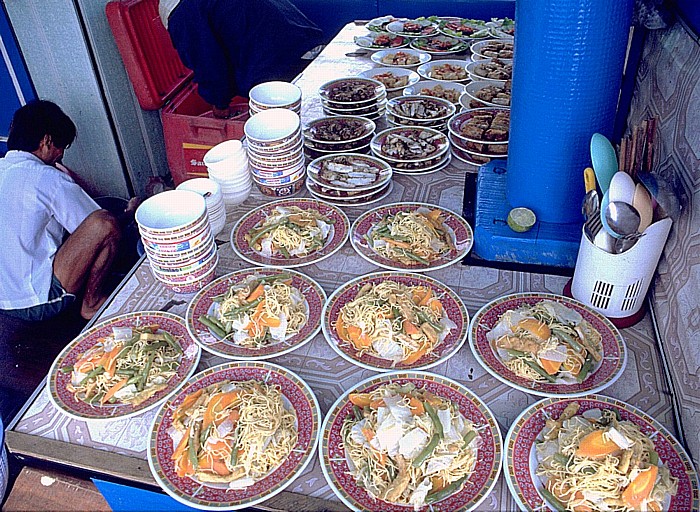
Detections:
[540, 358, 563, 375]
[203, 391, 241, 430]
[335, 315, 348, 341]
[622, 465, 658, 509]
[430, 475, 447, 492]
[575, 430, 621, 458]
[198, 454, 231, 476]
[172, 425, 192, 461]
[349, 393, 372, 408]
[402, 345, 427, 365]
[405, 396, 425, 416]
[402, 319, 420, 336]
[515, 318, 551, 340]
[100, 377, 128, 405]
[428, 299, 443, 315]
[246, 283, 265, 302]
[419, 288, 433, 307]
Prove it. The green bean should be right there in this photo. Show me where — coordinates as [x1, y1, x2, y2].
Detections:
[386, 463, 397, 481]
[399, 249, 430, 265]
[126, 375, 141, 386]
[137, 353, 155, 392]
[353, 405, 363, 421]
[211, 292, 227, 303]
[553, 452, 569, 467]
[524, 359, 556, 383]
[188, 430, 199, 469]
[199, 315, 227, 338]
[539, 487, 567, 512]
[225, 297, 263, 316]
[230, 427, 239, 466]
[249, 221, 285, 246]
[412, 433, 440, 468]
[116, 369, 137, 376]
[576, 356, 593, 383]
[80, 366, 105, 385]
[416, 310, 442, 332]
[163, 331, 182, 354]
[424, 401, 444, 439]
[551, 326, 583, 352]
[505, 348, 528, 358]
[200, 425, 211, 446]
[462, 430, 478, 449]
[426, 474, 469, 504]
[648, 450, 659, 466]
[279, 246, 291, 258]
[60, 365, 74, 374]
[259, 273, 291, 283]
[143, 341, 168, 352]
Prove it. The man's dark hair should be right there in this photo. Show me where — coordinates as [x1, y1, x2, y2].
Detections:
[7, 100, 77, 152]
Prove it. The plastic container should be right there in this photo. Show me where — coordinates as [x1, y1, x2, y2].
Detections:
[571, 218, 672, 319]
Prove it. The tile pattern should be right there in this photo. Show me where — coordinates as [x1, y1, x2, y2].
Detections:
[12, 22, 679, 510]
[628, 20, 700, 468]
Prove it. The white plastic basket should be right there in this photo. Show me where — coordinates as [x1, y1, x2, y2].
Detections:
[571, 218, 672, 318]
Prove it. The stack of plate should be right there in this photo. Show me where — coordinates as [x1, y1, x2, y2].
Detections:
[460, 80, 512, 110]
[385, 95, 456, 131]
[305, 153, 393, 206]
[448, 107, 510, 167]
[203, 140, 252, 206]
[248, 81, 302, 116]
[303, 115, 376, 159]
[465, 58, 513, 83]
[319, 77, 387, 121]
[244, 108, 305, 197]
[370, 126, 451, 175]
[175, 178, 226, 236]
[135, 190, 218, 294]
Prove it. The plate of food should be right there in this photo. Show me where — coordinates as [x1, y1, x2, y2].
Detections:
[386, 95, 456, 123]
[147, 361, 320, 510]
[230, 198, 349, 268]
[437, 18, 489, 39]
[465, 58, 513, 82]
[469, 293, 627, 397]
[448, 107, 510, 144]
[470, 38, 514, 59]
[486, 17, 515, 38]
[365, 16, 404, 33]
[462, 80, 511, 108]
[185, 268, 325, 360]
[354, 31, 408, 50]
[371, 49, 431, 67]
[307, 153, 392, 192]
[386, 18, 438, 38]
[303, 115, 376, 151]
[321, 272, 469, 372]
[417, 60, 469, 82]
[410, 35, 469, 55]
[504, 395, 699, 512]
[403, 80, 465, 104]
[320, 370, 502, 511]
[319, 77, 386, 105]
[308, 180, 394, 208]
[48, 311, 200, 421]
[371, 126, 449, 163]
[350, 203, 473, 272]
[360, 67, 420, 92]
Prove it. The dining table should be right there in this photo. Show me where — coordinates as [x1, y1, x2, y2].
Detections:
[5, 21, 679, 512]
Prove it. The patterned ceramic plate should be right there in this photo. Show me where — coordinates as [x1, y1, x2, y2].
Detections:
[185, 268, 326, 360]
[148, 361, 320, 510]
[410, 35, 469, 55]
[350, 202, 473, 272]
[230, 198, 350, 268]
[504, 395, 700, 512]
[321, 272, 469, 372]
[320, 371, 502, 511]
[354, 31, 408, 50]
[48, 311, 201, 421]
[308, 181, 394, 208]
[469, 293, 626, 397]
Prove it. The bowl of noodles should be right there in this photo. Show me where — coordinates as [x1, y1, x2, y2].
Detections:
[320, 370, 502, 511]
[185, 267, 326, 360]
[148, 361, 320, 510]
[321, 272, 469, 372]
[468, 293, 626, 397]
[230, 198, 350, 268]
[504, 395, 699, 512]
[48, 311, 201, 421]
[350, 202, 473, 272]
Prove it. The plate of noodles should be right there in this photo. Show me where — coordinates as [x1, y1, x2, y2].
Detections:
[320, 370, 502, 511]
[48, 311, 201, 421]
[230, 198, 350, 268]
[350, 203, 473, 272]
[321, 272, 469, 372]
[185, 268, 325, 360]
[469, 293, 626, 398]
[504, 395, 699, 512]
[148, 361, 320, 510]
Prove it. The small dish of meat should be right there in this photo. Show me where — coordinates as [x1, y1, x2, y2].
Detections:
[371, 48, 431, 67]
[417, 59, 469, 82]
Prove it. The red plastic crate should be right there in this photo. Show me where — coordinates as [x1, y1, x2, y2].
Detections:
[106, 0, 248, 184]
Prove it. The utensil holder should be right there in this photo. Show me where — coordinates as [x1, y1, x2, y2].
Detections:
[571, 218, 672, 318]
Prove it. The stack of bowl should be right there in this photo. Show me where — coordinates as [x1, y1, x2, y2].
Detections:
[303, 116, 376, 159]
[244, 108, 305, 197]
[175, 178, 226, 236]
[370, 126, 452, 175]
[135, 190, 218, 294]
[248, 81, 302, 116]
[203, 140, 252, 205]
[385, 95, 455, 131]
[447, 107, 510, 167]
[319, 77, 387, 120]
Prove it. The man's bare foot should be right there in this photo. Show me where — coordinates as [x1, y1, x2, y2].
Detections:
[80, 295, 108, 320]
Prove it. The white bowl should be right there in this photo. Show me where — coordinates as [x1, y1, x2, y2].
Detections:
[203, 140, 247, 173]
[135, 190, 206, 233]
[417, 59, 470, 82]
[249, 81, 302, 108]
[176, 178, 222, 201]
[371, 48, 431, 67]
[244, 108, 300, 143]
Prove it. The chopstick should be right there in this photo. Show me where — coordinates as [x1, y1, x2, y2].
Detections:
[617, 116, 658, 180]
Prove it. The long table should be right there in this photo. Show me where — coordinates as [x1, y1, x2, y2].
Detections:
[6, 22, 676, 511]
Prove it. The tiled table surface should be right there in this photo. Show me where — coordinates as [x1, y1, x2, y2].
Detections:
[8, 23, 676, 511]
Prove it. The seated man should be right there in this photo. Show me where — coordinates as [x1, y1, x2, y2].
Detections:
[159, 0, 324, 118]
[0, 101, 131, 321]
